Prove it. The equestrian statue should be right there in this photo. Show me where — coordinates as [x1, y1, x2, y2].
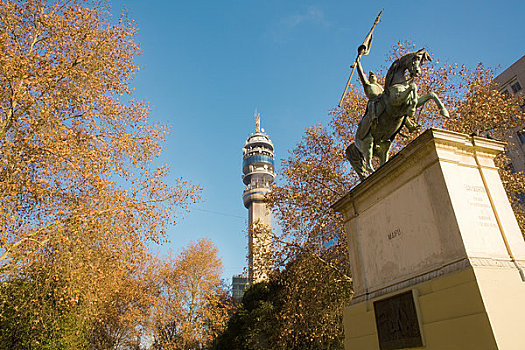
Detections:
[339, 12, 449, 181]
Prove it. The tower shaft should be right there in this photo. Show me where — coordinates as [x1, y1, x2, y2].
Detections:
[247, 198, 272, 282]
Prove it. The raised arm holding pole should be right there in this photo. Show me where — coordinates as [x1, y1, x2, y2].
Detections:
[338, 10, 383, 107]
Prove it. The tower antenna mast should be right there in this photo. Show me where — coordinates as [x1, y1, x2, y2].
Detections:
[255, 109, 261, 133]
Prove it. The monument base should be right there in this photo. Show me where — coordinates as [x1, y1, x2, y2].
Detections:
[344, 263, 525, 350]
[333, 129, 525, 350]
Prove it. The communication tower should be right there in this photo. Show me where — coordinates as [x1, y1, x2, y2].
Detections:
[242, 112, 275, 283]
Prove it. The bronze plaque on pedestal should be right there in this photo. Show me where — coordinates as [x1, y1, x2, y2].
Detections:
[373, 290, 423, 350]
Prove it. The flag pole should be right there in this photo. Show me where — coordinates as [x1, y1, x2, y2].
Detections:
[338, 10, 383, 107]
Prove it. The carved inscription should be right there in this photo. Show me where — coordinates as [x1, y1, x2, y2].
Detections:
[374, 291, 423, 350]
[388, 228, 401, 240]
[464, 184, 497, 229]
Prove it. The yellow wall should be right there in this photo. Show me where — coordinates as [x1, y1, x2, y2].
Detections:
[344, 268, 500, 350]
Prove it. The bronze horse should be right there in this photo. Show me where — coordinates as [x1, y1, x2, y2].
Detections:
[346, 49, 449, 180]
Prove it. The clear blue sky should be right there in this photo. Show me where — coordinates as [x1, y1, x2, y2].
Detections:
[110, 0, 524, 281]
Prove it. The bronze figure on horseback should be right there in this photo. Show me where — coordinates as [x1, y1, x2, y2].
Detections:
[339, 12, 449, 181]
[345, 48, 449, 181]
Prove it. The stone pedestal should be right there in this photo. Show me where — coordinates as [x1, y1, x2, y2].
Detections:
[333, 129, 525, 350]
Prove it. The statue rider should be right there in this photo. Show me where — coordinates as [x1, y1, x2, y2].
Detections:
[355, 56, 382, 131]
[355, 56, 419, 139]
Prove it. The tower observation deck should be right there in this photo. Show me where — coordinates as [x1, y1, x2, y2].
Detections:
[242, 112, 275, 283]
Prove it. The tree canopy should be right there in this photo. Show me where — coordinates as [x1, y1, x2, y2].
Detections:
[0, 1, 203, 348]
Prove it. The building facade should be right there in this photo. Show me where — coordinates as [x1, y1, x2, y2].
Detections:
[241, 113, 275, 283]
[231, 274, 250, 303]
[494, 55, 525, 172]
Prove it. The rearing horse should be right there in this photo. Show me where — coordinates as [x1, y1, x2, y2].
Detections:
[346, 49, 449, 180]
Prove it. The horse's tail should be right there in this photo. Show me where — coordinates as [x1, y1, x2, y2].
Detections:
[345, 142, 367, 181]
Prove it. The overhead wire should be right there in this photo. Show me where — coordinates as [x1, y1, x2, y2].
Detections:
[193, 208, 245, 220]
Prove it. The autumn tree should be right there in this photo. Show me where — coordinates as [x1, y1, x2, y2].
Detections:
[86, 256, 162, 349]
[267, 42, 525, 348]
[0, 0, 199, 347]
[152, 239, 231, 350]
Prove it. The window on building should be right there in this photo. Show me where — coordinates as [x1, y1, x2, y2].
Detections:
[518, 130, 525, 144]
[511, 81, 522, 94]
